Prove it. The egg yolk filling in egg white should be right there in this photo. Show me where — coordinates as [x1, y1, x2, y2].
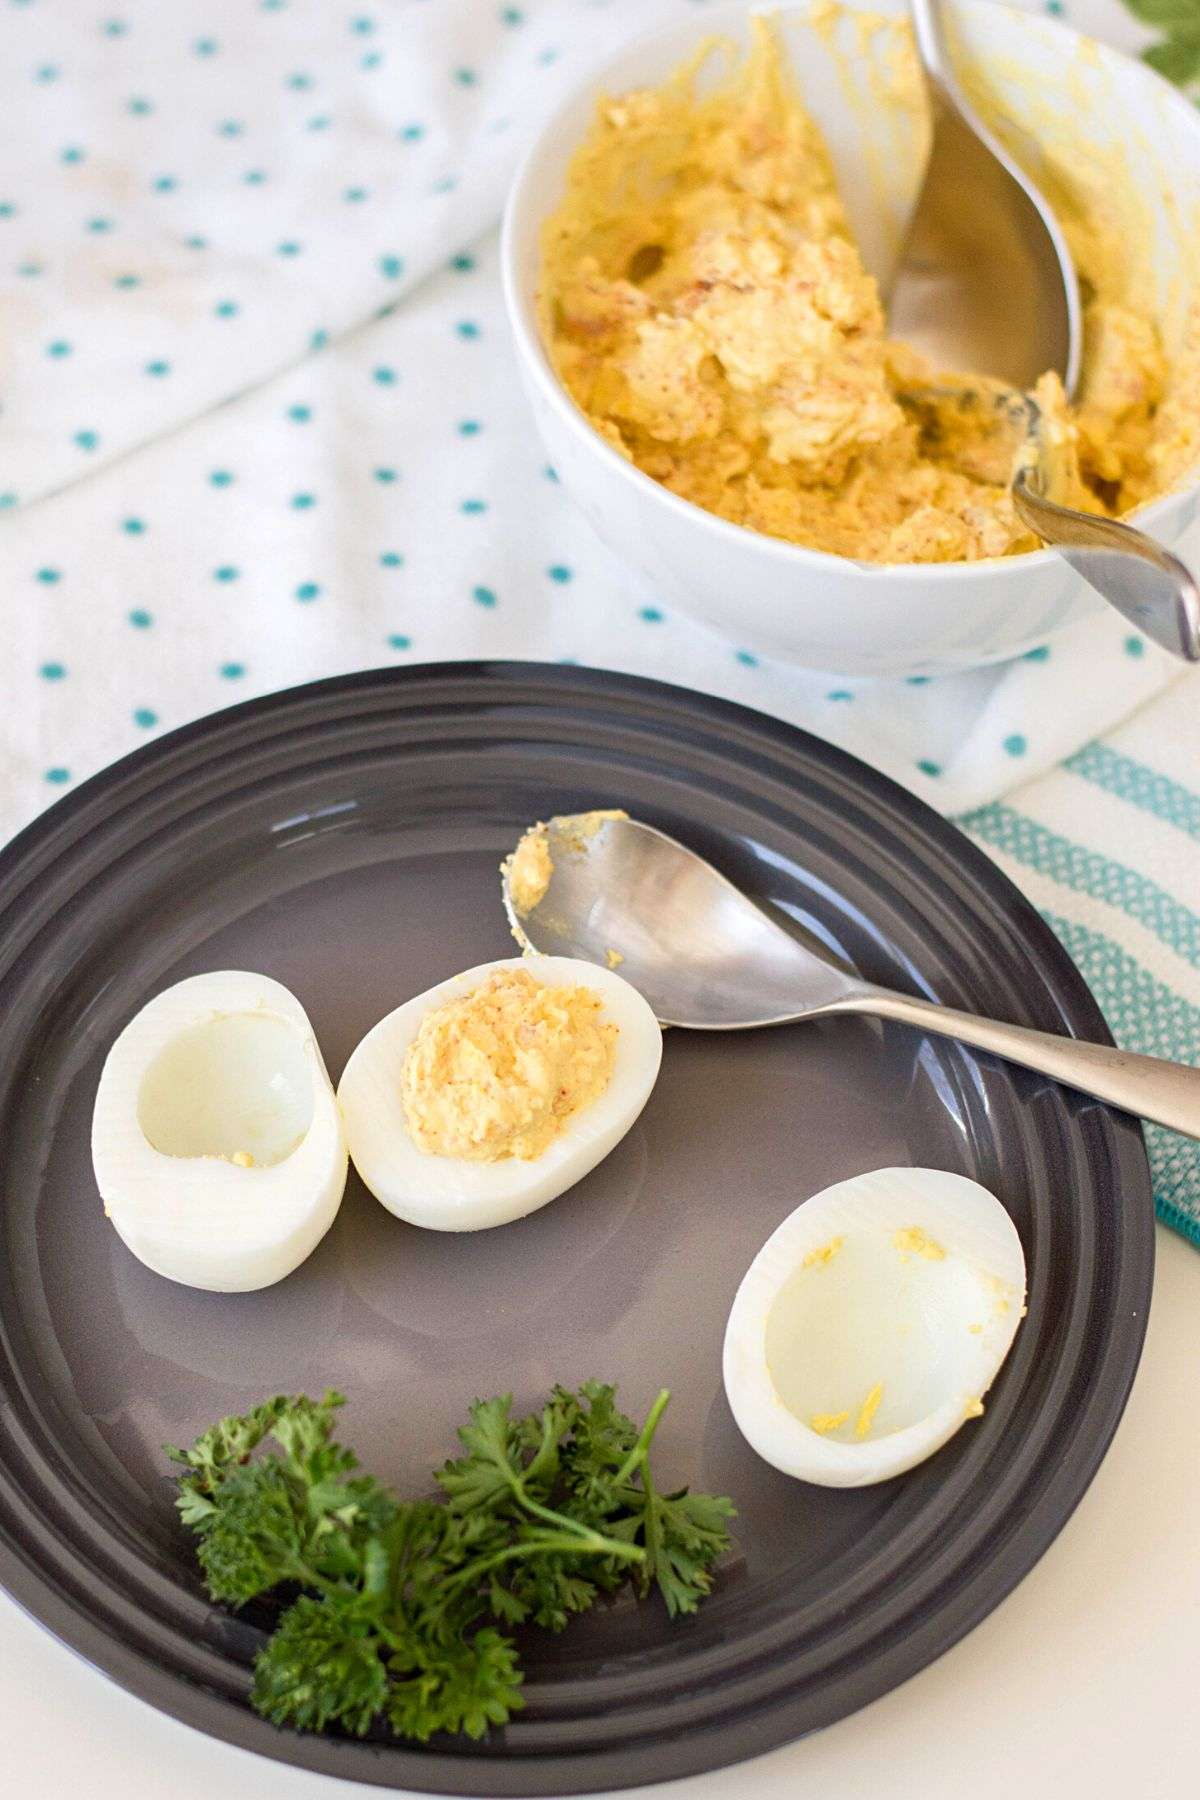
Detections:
[765, 1228, 1001, 1444]
[401, 967, 617, 1163]
[337, 955, 663, 1232]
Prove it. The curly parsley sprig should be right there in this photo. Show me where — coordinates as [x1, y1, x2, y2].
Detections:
[168, 1383, 734, 1744]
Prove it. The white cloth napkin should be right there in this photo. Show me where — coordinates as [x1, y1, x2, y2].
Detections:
[0, 0, 1197, 1240]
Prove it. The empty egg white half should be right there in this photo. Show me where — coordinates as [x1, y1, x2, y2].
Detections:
[337, 955, 663, 1232]
[92, 971, 347, 1292]
[723, 1168, 1027, 1487]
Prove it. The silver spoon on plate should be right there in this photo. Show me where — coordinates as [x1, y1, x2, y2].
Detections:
[503, 814, 1200, 1139]
[891, 0, 1200, 660]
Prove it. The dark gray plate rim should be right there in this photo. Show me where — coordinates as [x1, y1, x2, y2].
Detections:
[0, 661, 1154, 1795]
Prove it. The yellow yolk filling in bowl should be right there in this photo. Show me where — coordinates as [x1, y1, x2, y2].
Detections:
[539, 16, 1198, 564]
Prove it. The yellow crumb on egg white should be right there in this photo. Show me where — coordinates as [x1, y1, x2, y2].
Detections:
[400, 966, 617, 1164]
[230, 1150, 255, 1168]
[854, 1381, 884, 1440]
[968, 1322, 983, 1334]
[810, 1410, 850, 1435]
[892, 1225, 945, 1260]
[803, 1235, 845, 1268]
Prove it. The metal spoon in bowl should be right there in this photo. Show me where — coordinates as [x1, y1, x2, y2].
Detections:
[503, 814, 1200, 1139]
[891, 0, 1200, 661]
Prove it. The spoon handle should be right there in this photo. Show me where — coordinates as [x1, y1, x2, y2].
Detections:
[827, 985, 1200, 1137]
[1012, 470, 1200, 661]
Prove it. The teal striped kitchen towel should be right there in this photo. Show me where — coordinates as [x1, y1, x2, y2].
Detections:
[962, 673, 1200, 1246]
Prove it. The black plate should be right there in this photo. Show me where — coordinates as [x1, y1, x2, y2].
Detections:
[0, 663, 1153, 1794]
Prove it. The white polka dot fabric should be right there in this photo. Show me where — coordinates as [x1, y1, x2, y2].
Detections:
[2, 0, 1199, 1240]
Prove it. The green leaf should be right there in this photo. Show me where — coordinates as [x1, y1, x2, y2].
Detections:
[387, 1629, 524, 1742]
[438, 1396, 520, 1512]
[252, 1595, 389, 1736]
[193, 1460, 307, 1603]
[171, 1383, 734, 1747]
[1123, 0, 1200, 26]
[1143, 32, 1200, 81]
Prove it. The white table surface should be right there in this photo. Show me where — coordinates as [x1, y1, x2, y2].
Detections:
[1, 1226, 1196, 1800]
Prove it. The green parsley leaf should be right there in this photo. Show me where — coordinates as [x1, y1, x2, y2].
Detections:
[171, 1384, 735, 1744]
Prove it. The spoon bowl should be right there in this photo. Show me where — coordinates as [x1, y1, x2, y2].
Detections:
[890, 0, 1082, 394]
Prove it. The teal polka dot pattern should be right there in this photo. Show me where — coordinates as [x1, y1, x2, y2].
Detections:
[387, 633, 412, 650]
[472, 585, 497, 608]
[133, 706, 158, 727]
[917, 758, 942, 778]
[213, 565, 239, 582]
[44, 767, 71, 785]
[826, 689, 854, 702]
[36, 567, 61, 584]
[1125, 635, 1146, 657]
[380, 552, 404, 568]
[458, 419, 481, 436]
[121, 516, 146, 534]
[546, 564, 571, 583]
[219, 661, 245, 679]
[460, 497, 487, 514]
[1004, 733, 1028, 757]
[209, 468, 234, 486]
[39, 661, 66, 680]
[127, 608, 153, 629]
[295, 581, 321, 601]
[638, 606, 664, 623]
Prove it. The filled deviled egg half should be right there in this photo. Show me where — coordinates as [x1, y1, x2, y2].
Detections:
[337, 955, 662, 1231]
[723, 1167, 1027, 1487]
[92, 971, 347, 1292]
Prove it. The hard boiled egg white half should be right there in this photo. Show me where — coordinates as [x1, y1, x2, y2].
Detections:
[723, 1168, 1027, 1487]
[337, 955, 663, 1231]
[92, 971, 347, 1292]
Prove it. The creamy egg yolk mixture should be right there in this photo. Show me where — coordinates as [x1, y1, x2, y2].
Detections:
[506, 824, 555, 915]
[504, 809, 630, 918]
[540, 17, 1191, 564]
[401, 967, 617, 1162]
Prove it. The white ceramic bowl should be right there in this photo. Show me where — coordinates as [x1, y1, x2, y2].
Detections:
[502, 0, 1200, 675]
